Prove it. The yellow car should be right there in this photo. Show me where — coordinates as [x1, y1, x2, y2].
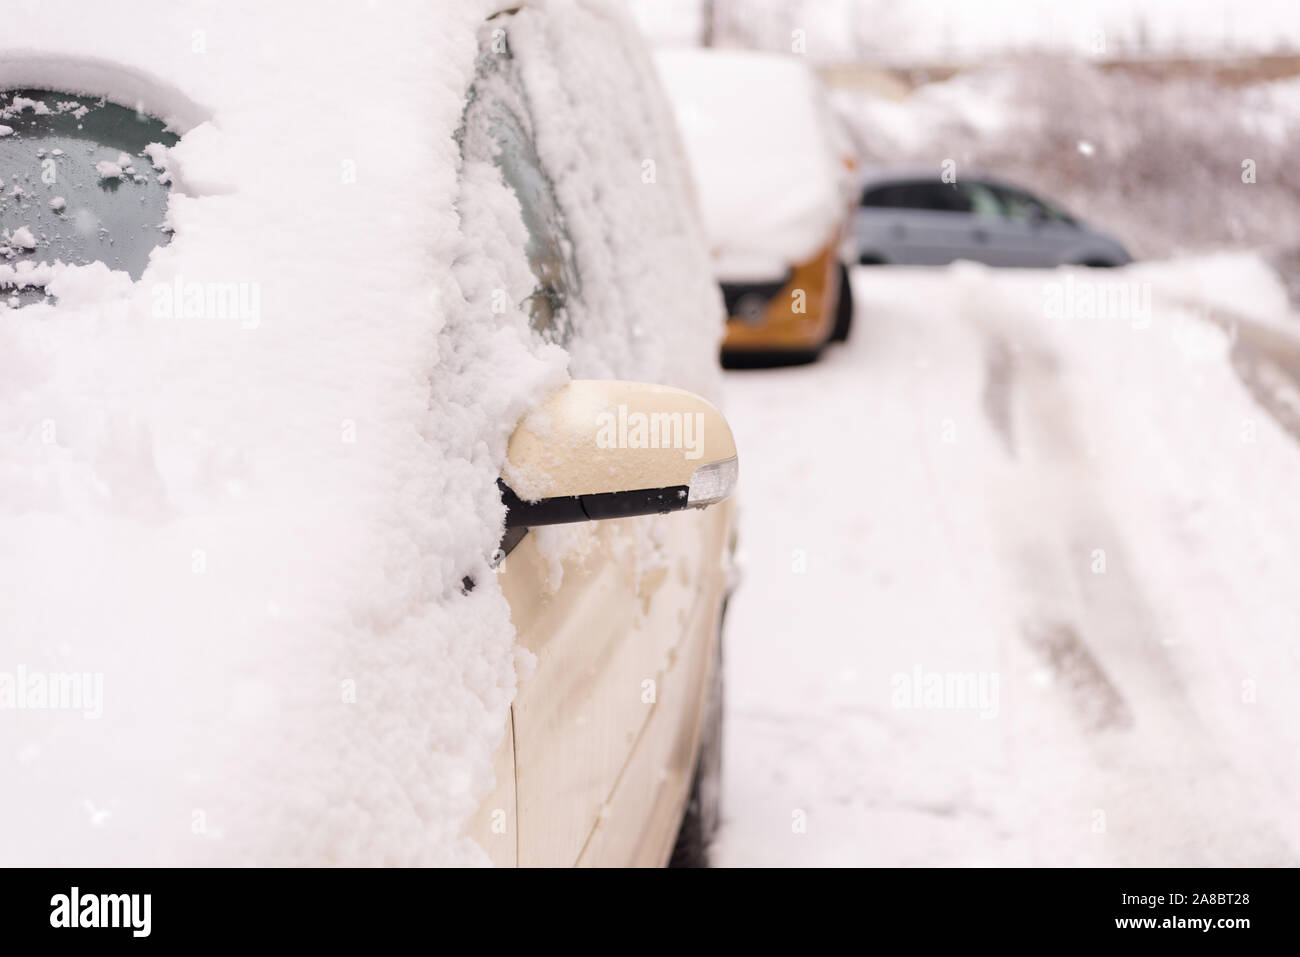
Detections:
[655, 48, 858, 365]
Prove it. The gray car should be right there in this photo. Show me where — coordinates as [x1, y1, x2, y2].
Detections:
[854, 169, 1132, 268]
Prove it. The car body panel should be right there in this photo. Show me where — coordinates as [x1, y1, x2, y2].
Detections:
[864, 208, 981, 266]
[575, 547, 721, 867]
[463, 500, 732, 867]
[966, 216, 1061, 267]
[722, 237, 843, 354]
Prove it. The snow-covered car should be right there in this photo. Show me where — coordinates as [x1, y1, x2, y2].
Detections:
[1, 0, 738, 867]
[855, 169, 1133, 267]
[654, 48, 857, 365]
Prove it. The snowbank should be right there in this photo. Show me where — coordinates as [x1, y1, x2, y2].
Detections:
[1128, 250, 1299, 332]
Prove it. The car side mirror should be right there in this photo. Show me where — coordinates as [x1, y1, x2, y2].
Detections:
[500, 380, 739, 528]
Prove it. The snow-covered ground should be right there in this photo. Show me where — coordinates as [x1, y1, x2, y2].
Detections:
[714, 255, 1300, 866]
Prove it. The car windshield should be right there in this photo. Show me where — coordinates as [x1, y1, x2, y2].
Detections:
[0, 89, 179, 305]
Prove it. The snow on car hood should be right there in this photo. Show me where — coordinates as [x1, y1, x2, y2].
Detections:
[0, 0, 567, 865]
[653, 48, 847, 280]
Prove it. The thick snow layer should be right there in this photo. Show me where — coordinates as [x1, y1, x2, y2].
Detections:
[0, 0, 531, 868]
[504, 4, 724, 394]
[1, 0, 720, 867]
[0, 0, 634, 867]
[716, 255, 1300, 865]
[654, 49, 848, 279]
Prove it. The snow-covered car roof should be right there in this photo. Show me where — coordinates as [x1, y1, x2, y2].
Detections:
[653, 48, 848, 279]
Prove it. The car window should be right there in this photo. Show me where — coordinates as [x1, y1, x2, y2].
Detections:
[0, 89, 178, 305]
[1024, 193, 1075, 225]
[987, 185, 1065, 223]
[1039, 197, 1076, 224]
[863, 180, 971, 213]
[458, 32, 581, 345]
[990, 186, 1034, 221]
[959, 181, 1004, 219]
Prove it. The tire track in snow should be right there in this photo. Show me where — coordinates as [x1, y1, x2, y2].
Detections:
[970, 294, 1297, 865]
[1209, 309, 1300, 447]
[981, 334, 1018, 457]
[1019, 619, 1133, 732]
[715, 266, 1300, 866]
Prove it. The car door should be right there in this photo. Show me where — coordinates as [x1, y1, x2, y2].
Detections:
[860, 180, 981, 265]
[984, 184, 1073, 266]
[950, 179, 1013, 265]
[459, 8, 732, 867]
[1025, 190, 1091, 265]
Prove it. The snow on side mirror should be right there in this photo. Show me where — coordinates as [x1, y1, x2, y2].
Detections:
[501, 380, 738, 528]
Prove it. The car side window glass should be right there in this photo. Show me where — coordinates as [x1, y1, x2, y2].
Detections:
[862, 186, 890, 207]
[960, 182, 1004, 219]
[897, 184, 935, 210]
[0, 89, 178, 306]
[875, 182, 968, 213]
[1034, 196, 1074, 224]
[458, 33, 581, 345]
[991, 186, 1041, 222]
[922, 183, 971, 213]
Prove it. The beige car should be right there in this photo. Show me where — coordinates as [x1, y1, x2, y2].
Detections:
[453, 7, 741, 866]
[467, 382, 738, 866]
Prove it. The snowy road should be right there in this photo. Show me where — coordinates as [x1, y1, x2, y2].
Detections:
[713, 259, 1300, 866]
